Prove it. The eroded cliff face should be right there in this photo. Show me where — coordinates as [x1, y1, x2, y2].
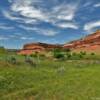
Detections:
[23, 43, 62, 50]
[18, 42, 62, 55]
[18, 30, 100, 55]
[63, 30, 100, 52]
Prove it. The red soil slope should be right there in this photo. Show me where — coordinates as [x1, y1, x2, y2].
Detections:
[63, 30, 100, 53]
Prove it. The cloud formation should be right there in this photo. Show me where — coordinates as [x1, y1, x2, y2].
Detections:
[0, 37, 8, 40]
[94, 3, 100, 7]
[55, 22, 78, 29]
[3, 0, 79, 30]
[84, 20, 100, 32]
[0, 24, 14, 30]
[19, 25, 58, 36]
[1, 0, 100, 48]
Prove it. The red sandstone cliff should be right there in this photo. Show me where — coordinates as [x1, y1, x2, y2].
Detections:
[18, 30, 100, 55]
[18, 42, 62, 55]
[63, 30, 100, 53]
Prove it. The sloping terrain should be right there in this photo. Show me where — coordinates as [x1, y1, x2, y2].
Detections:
[64, 30, 100, 53]
[18, 42, 62, 55]
[18, 30, 100, 55]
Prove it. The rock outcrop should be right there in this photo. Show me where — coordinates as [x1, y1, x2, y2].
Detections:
[18, 30, 100, 55]
[18, 42, 62, 55]
[63, 30, 100, 53]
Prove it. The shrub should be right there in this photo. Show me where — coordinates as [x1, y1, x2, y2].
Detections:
[25, 56, 36, 67]
[64, 48, 71, 52]
[90, 52, 95, 56]
[53, 48, 65, 59]
[30, 53, 38, 58]
[54, 53, 64, 59]
[80, 51, 86, 55]
[79, 54, 83, 59]
[7, 56, 17, 64]
[66, 53, 71, 59]
[71, 52, 84, 60]
[72, 52, 77, 56]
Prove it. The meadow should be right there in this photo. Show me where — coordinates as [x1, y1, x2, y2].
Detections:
[0, 50, 100, 100]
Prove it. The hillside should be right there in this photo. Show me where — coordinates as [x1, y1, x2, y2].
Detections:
[18, 42, 62, 55]
[18, 30, 100, 55]
[63, 30, 100, 53]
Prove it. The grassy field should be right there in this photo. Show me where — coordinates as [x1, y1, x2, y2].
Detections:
[0, 53, 100, 100]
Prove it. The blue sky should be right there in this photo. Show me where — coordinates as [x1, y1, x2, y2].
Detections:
[0, 0, 100, 49]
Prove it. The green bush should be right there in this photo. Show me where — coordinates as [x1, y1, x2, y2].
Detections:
[54, 53, 64, 59]
[63, 48, 71, 52]
[25, 56, 36, 67]
[66, 52, 71, 59]
[71, 52, 84, 60]
[53, 49, 65, 59]
[80, 51, 86, 55]
[7, 56, 17, 64]
[90, 52, 95, 56]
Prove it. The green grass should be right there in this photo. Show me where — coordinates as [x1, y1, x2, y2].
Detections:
[0, 52, 100, 100]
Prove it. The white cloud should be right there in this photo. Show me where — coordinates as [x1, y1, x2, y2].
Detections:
[34, 28, 58, 36]
[2, 10, 38, 24]
[0, 37, 8, 40]
[55, 22, 78, 29]
[1, 0, 80, 40]
[35, 28, 58, 36]
[3, 0, 79, 27]
[11, 1, 46, 20]
[19, 25, 36, 31]
[52, 3, 78, 21]
[7, 0, 48, 23]
[84, 20, 100, 32]
[0, 33, 34, 40]
[8, 0, 12, 3]
[20, 37, 34, 40]
[94, 3, 100, 7]
[3, 10, 21, 20]
[0, 24, 14, 30]
[83, 2, 92, 7]
[19, 25, 58, 36]
[37, 29, 58, 36]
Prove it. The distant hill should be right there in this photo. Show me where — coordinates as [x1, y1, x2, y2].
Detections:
[0, 47, 6, 54]
[0, 47, 19, 55]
